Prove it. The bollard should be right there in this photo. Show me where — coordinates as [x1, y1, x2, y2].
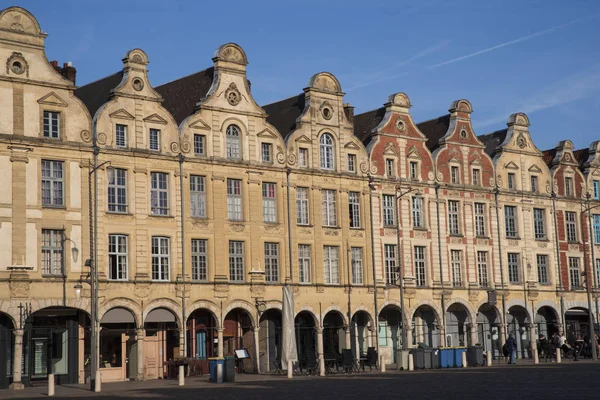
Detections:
[178, 365, 185, 386]
[486, 351, 492, 367]
[319, 356, 325, 377]
[380, 356, 386, 372]
[556, 348, 562, 364]
[287, 359, 293, 379]
[48, 373, 55, 396]
[216, 363, 223, 383]
[408, 353, 414, 371]
[533, 348, 539, 364]
[462, 351, 467, 368]
[94, 369, 101, 393]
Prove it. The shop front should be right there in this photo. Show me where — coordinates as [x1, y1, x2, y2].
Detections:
[99, 307, 137, 382]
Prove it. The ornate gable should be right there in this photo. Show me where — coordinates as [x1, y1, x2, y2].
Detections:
[143, 113, 168, 125]
[188, 119, 211, 130]
[38, 92, 68, 107]
[109, 109, 135, 120]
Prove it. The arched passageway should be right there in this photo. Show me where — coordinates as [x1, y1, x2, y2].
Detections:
[322, 311, 345, 359]
[144, 308, 179, 379]
[295, 311, 316, 371]
[507, 306, 531, 359]
[0, 313, 14, 389]
[446, 303, 471, 347]
[565, 307, 591, 339]
[351, 311, 372, 360]
[476, 304, 501, 359]
[378, 306, 401, 363]
[412, 305, 439, 348]
[535, 306, 559, 339]
[223, 308, 255, 373]
[99, 307, 136, 382]
[259, 309, 281, 373]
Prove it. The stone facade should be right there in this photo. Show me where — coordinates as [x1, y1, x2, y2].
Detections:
[0, 6, 599, 388]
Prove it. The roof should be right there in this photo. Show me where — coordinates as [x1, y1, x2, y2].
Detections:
[75, 71, 124, 119]
[262, 93, 305, 139]
[542, 149, 556, 167]
[477, 129, 508, 157]
[353, 107, 386, 145]
[155, 67, 214, 125]
[574, 148, 589, 167]
[415, 114, 450, 151]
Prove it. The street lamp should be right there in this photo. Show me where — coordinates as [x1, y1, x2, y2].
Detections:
[394, 182, 419, 350]
[581, 192, 599, 361]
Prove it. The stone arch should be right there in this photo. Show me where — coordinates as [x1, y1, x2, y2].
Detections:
[506, 299, 531, 321]
[214, 43, 248, 65]
[223, 300, 257, 328]
[449, 99, 473, 114]
[535, 301, 560, 321]
[142, 298, 182, 329]
[30, 298, 91, 316]
[295, 306, 319, 326]
[388, 92, 411, 108]
[0, 306, 17, 329]
[0, 7, 44, 37]
[378, 300, 410, 324]
[219, 117, 247, 135]
[321, 305, 348, 327]
[186, 300, 221, 329]
[123, 48, 149, 65]
[98, 297, 142, 327]
[351, 305, 375, 327]
[474, 300, 503, 322]
[446, 298, 476, 323]
[563, 300, 589, 311]
[308, 72, 342, 93]
[409, 300, 443, 323]
[264, 301, 282, 311]
[508, 112, 530, 127]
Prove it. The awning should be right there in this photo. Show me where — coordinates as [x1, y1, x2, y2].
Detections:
[146, 308, 176, 323]
[101, 308, 135, 324]
[565, 309, 589, 316]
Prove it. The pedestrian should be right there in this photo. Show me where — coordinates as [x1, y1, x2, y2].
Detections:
[506, 334, 517, 364]
[540, 334, 552, 362]
[550, 332, 561, 362]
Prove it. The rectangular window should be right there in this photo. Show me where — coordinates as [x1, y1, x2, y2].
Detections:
[115, 124, 127, 147]
[348, 191, 361, 228]
[474, 202, 486, 237]
[451, 250, 462, 287]
[477, 251, 488, 288]
[227, 179, 243, 221]
[190, 175, 206, 218]
[321, 189, 337, 227]
[41, 229, 63, 276]
[229, 241, 244, 282]
[569, 257, 581, 289]
[194, 134, 206, 156]
[533, 208, 546, 240]
[151, 236, 170, 281]
[507, 173, 516, 190]
[382, 194, 396, 227]
[384, 244, 396, 286]
[412, 197, 425, 229]
[414, 246, 426, 287]
[565, 177, 573, 197]
[298, 244, 311, 284]
[451, 166, 460, 184]
[594, 215, 600, 244]
[108, 234, 128, 281]
[149, 128, 160, 151]
[530, 175, 538, 193]
[351, 247, 363, 285]
[409, 161, 418, 180]
[565, 211, 578, 242]
[108, 168, 127, 213]
[508, 253, 520, 284]
[597, 259, 600, 290]
[261, 143, 272, 163]
[262, 182, 277, 223]
[594, 180, 600, 200]
[296, 187, 309, 225]
[150, 172, 169, 215]
[43, 111, 60, 139]
[347, 154, 356, 173]
[323, 246, 339, 284]
[191, 239, 207, 281]
[264, 243, 279, 283]
[41, 160, 64, 206]
[386, 159, 395, 177]
[537, 254, 549, 285]
[472, 169, 480, 186]
[504, 205, 518, 238]
[298, 148, 308, 168]
[448, 200, 460, 235]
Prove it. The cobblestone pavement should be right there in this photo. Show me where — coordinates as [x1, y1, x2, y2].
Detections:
[2, 361, 599, 400]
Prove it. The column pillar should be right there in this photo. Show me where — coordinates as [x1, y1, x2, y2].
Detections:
[405, 322, 413, 349]
[316, 327, 324, 376]
[367, 327, 373, 348]
[469, 324, 478, 347]
[530, 323, 538, 362]
[136, 328, 145, 381]
[253, 327, 260, 374]
[217, 328, 224, 358]
[353, 322, 360, 361]
[345, 326, 351, 349]
[9, 329, 24, 390]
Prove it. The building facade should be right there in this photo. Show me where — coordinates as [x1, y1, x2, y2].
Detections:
[0, 6, 599, 389]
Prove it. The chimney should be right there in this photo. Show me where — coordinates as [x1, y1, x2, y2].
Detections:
[50, 60, 61, 74]
[343, 103, 355, 124]
[61, 61, 77, 85]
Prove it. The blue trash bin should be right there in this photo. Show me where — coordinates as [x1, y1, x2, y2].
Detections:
[439, 348, 453, 368]
[209, 358, 225, 382]
[454, 348, 466, 368]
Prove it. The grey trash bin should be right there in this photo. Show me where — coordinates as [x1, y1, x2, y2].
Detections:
[396, 350, 410, 370]
[223, 357, 236, 382]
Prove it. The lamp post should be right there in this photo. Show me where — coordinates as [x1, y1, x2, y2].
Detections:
[581, 192, 599, 361]
[394, 182, 418, 350]
[368, 175, 379, 352]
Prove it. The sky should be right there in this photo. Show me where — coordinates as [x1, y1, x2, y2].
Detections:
[15, 0, 600, 151]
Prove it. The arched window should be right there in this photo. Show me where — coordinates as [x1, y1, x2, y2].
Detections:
[226, 124, 241, 160]
[320, 133, 334, 170]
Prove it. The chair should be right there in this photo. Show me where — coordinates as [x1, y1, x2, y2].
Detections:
[271, 359, 285, 375]
[341, 349, 355, 373]
[362, 347, 378, 371]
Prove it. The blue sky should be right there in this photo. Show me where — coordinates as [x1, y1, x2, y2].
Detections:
[18, 0, 600, 151]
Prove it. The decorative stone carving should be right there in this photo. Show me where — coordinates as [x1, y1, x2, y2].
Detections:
[97, 133, 107, 145]
[351, 230, 364, 238]
[6, 52, 28, 77]
[170, 142, 180, 153]
[324, 228, 340, 236]
[414, 231, 428, 239]
[132, 78, 144, 91]
[134, 283, 151, 298]
[569, 244, 580, 251]
[225, 83, 241, 106]
[450, 237, 462, 244]
[396, 119, 406, 132]
[288, 152, 297, 165]
[516, 132, 527, 149]
[537, 241, 548, 248]
[214, 283, 230, 298]
[384, 228, 397, 237]
[508, 240, 519, 246]
[264, 225, 282, 234]
[276, 146, 285, 163]
[298, 228, 312, 235]
[80, 130, 92, 143]
[229, 224, 245, 233]
[10, 280, 30, 299]
[360, 161, 369, 174]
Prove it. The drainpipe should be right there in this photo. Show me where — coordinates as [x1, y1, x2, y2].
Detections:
[395, 186, 407, 350]
[551, 192, 565, 331]
[368, 175, 379, 352]
[179, 153, 186, 357]
[494, 188, 508, 342]
[286, 168, 293, 283]
[434, 183, 446, 347]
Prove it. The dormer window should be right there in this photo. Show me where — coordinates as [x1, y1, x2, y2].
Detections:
[299, 148, 308, 168]
[451, 166, 460, 184]
[507, 173, 516, 190]
[472, 168, 481, 186]
[226, 124, 241, 160]
[386, 159, 395, 177]
[320, 133, 334, 170]
[530, 175, 538, 193]
[261, 142, 272, 163]
[43, 111, 60, 139]
[409, 161, 419, 180]
[149, 128, 160, 151]
[565, 177, 574, 197]
[116, 124, 127, 148]
[347, 154, 356, 173]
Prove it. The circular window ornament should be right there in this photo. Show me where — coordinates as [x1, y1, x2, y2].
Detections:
[225, 83, 241, 106]
[459, 129, 468, 140]
[396, 119, 406, 132]
[322, 107, 332, 120]
[11, 61, 24, 75]
[132, 78, 144, 91]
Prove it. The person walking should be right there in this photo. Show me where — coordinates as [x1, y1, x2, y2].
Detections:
[506, 334, 517, 364]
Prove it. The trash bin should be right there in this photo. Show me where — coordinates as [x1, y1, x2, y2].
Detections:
[409, 348, 425, 369]
[223, 357, 236, 382]
[396, 350, 410, 370]
[430, 348, 440, 369]
[208, 358, 224, 383]
[466, 346, 483, 366]
[439, 348, 453, 368]
[454, 348, 467, 368]
[423, 348, 432, 369]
